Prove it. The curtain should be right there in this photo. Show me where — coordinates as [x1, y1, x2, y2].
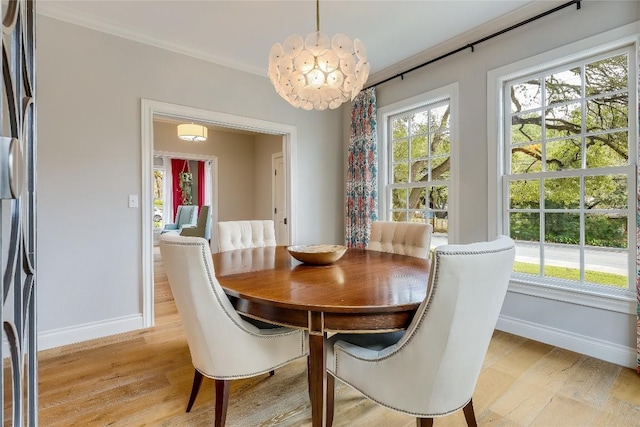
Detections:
[345, 87, 378, 248]
[198, 161, 205, 207]
[165, 157, 173, 222]
[170, 159, 206, 218]
[171, 158, 190, 217]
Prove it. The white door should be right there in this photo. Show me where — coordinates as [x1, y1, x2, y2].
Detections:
[272, 153, 288, 245]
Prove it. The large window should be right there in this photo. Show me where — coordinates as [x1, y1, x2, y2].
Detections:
[379, 85, 457, 246]
[501, 45, 636, 294]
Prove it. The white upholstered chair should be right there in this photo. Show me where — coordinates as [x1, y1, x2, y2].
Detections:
[326, 236, 515, 427]
[159, 235, 308, 426]
[217, 220, 277, 252]
[367, 221, 433, 259]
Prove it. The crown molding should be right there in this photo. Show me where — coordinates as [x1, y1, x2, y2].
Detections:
[37, 0, 579, 86]
[367, 0, 573, 88]
[36, 2, 268, 77]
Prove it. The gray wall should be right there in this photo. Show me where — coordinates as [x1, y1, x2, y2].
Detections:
[351, 1, 640, 366]
[37, 15, 344, 346]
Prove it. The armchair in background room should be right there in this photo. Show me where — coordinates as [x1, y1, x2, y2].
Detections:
[181, 206, 212, 241]
[162, 205, 198, 234]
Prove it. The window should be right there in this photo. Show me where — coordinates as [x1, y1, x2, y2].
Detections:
[153, 156, 166, 230]
[378, 84, 458, 246]
[499, 44, 636, 296]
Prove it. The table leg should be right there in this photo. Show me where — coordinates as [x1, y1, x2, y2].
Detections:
[308, 312, 326, 427]
[326, 372, 335, 427]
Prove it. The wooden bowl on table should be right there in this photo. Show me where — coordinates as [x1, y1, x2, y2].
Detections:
[286, 244, 347, 265]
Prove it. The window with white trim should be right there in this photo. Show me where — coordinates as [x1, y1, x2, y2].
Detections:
[379, 85, 457, 246]
[153, 156, 167, 230]
[501, 45, 636, 294]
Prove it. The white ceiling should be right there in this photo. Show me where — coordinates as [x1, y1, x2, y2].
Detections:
[38, 0, 539, 81]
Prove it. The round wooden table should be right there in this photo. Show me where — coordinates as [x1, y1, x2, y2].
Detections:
[213, 246, 430, 427]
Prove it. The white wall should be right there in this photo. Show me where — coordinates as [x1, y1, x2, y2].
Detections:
[356, 1, 640, 367]
[37, 15, 344, 348]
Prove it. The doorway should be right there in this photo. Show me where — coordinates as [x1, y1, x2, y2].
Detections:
[152, 154, 216, 247]
[272, 152, 288, 244]
[141, 99, 298, 327]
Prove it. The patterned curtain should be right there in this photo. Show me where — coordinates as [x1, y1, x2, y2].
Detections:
[345, 88, 378, 248]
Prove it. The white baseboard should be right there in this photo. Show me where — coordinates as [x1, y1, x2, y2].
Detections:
[497, 314, 637, 369]
[11, 313, 639, 370]
[37, 314, 145, 351]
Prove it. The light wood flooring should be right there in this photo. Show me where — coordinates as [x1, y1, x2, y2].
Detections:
[34, 248, 640, 426]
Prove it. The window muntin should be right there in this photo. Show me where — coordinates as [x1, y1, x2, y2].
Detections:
[503, 49, 634, 291]
[388, 101, 450, 239]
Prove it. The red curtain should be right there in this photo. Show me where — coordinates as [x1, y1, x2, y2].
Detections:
[171, 159, 189, 218]
[170, 159, 205, 220]
[198, 161, 205, 207]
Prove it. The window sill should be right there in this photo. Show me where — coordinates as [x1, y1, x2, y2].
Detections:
[508, 275, 636, 315]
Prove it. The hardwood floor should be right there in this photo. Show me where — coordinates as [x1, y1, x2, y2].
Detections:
[35, 248, 640, 426]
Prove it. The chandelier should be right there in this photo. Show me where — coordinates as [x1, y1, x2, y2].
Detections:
[267, 0, 370, 111]
[177, 123, 208, 142]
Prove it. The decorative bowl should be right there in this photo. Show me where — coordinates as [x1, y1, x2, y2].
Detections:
[287, 244, 347, 265]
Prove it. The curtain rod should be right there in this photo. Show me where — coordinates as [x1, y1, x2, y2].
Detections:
[365, 0, 581, 90]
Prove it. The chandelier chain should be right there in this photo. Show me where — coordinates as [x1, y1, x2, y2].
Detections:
[316, 0, 320, 33]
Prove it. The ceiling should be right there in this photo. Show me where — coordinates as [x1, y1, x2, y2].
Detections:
[154, 114, 262, 135]
[38, 0, 539, 82]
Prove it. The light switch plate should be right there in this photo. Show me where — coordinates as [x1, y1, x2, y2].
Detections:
[128, 194, 139, 208]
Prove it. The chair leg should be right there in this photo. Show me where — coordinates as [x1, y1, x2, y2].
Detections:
[326, 373, 335, 427]
[214, 379, 230, 427]
[186, 369, 204, 412]
[463, 399, 478, 427]
[269, 370, 275, 376]
[417, 418, 433, 427]
[307, 356, 312, 400]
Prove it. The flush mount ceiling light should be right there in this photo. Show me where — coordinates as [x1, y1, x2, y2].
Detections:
[267, 0, 370, 111]
[177, 123, 208, 142]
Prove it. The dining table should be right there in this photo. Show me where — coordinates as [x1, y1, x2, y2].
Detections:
[212, 245, 431, 427]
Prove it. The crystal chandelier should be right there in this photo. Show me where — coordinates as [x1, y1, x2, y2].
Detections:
[267, 0, 370, 111]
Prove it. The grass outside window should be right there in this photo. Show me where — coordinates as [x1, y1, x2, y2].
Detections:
[513, 261, 627, 288]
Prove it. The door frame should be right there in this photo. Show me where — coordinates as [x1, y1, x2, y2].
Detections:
[272, 152, 288, 245]
[141, 99, 297, 327]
